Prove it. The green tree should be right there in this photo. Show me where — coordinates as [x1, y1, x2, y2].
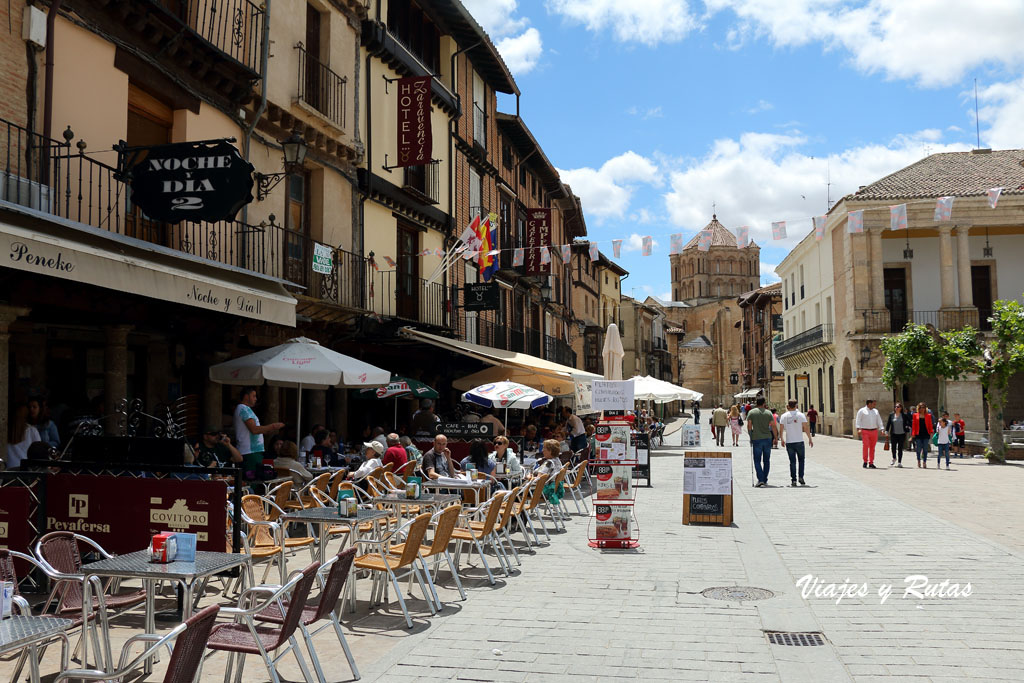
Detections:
[879, 323, 955, 414]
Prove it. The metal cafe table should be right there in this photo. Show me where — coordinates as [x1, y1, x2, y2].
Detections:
[371, 492, 460, 519]
[422, 478, 489, 505]
[0, 616, 72, 683]
[81, 550, 250, 672]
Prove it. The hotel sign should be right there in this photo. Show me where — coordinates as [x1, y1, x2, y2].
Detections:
[524, 208, 551, 275]
[397, 76, 432, 167]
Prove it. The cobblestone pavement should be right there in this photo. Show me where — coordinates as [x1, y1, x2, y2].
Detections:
[10, 422, 1024, 682]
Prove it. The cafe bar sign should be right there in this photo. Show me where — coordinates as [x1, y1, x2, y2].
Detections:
[397, 76, 432, 167]
[123, 139, 255, 224]
[524, 208, 551, 275]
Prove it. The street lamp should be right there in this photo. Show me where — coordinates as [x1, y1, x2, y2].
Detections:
[539, 281, 552, 302]
[255, 132, 309, 200]
[859, 344, 872, 369]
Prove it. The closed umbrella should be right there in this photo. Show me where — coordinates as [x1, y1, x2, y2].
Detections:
[602, 323, 624, 381]
[209, 337, 390, 437]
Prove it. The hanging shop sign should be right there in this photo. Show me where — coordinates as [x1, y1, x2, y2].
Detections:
[126, 139, 255, 224]
[397, 76, 432, 167]
[464, 282, 500, 311]
[524, 208, 551, 275]
[312, 243, 334, 275]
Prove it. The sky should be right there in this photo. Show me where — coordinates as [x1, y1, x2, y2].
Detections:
[460, 0, 1024, 301]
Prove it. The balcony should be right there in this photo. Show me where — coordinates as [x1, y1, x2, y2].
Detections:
[360, 21, 459, 114]
[284, 238, 367, 311]
[858, 308, 991, 333]
[545, 335, 576, 367]
[296, 43, 347, 128]
[402, 161, 441, 205]
[367, 268, 450, 329]
[473, 103, 486, 151]
[775, 324, 834, 358]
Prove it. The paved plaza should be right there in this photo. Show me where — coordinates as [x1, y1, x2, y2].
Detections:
[9, 423, 1024, 682]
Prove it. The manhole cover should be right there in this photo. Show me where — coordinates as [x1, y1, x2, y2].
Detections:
[701, 586, 775, 601]
[766, 631, 827, 646]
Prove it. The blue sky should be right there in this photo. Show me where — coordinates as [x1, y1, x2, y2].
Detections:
[462, 0, 1024, 300]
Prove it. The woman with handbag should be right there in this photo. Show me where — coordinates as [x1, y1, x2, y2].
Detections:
[884, 403, 911, 467]
[728, 404, 743, 447]
[911, 402, 934, 468]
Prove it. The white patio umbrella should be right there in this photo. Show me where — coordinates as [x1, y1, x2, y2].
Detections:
[602, 323, 624, 381]
[462, 381, 553, 435]
[209, 337, 390, 437]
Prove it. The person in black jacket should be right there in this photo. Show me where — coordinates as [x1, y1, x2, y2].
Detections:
[884, 402, 912, 467]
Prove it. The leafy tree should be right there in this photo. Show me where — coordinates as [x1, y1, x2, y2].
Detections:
[880, 323, 955, 415]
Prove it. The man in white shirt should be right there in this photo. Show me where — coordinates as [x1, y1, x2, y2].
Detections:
[299, 424, 323, 454]
[779, 399, 813, 487]
[855, 398, 884, 469]
[562, 406, 586, 452]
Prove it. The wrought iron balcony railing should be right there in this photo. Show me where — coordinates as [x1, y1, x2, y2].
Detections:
[775, 324, 834, 358]
[296, 43, 347, 128]
[169, 0, 266, 73]
[857, 308, 992, 333]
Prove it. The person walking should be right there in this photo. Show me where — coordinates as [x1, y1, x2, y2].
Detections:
[712, 404, 729, 447]
[855, 399, 884, 469]
[884, 402, 911, 467]
[952, 412, 966, 457]
[911, 402, 934, 468]
[935, 416, 953, 469]
[728, 404, 742, 447]
[779, 399, 813, 486]
[746, 397, 778, 487]
[806, 405, 818, 437]
[692, 400, 701, 425]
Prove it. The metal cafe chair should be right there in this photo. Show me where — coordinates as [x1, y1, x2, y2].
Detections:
[515, 473, 551, 544]
[387, 503, 466, 605]
[254, 548, 361, 682]
[491, 485, 524, 568]
[563, 461, 591, 515]
[205, 562, 320, 683]
[54, 604, 219, 683]
[240, 494, 317, 572]
[451, 490, 509, 584]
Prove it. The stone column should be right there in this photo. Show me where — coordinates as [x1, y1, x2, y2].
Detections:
[869, 227, 885, 310]
[308, 389, 327, 433]
[938, 225, 956, 309]
[0, 306, 30, 456]
[331, 388, 348, 436]
[264, 385, 281, 424]
[104, 326, 132, 434]
[956, 225, 973, 308]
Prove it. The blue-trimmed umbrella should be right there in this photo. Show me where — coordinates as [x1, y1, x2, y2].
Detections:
[358, 375, 438, 424]
[462, 381, 553, 437]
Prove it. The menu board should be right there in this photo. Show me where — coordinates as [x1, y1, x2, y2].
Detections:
[593, 463, 633, 501]
[681, 425, 702, 447]
[683, 457, 733, 495]
[594, 423, 631, 461]
[632, 431, 650, 466]
[594, 504, 632, 541]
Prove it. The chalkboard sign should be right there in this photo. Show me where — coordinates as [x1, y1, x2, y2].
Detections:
[631, 432, 651, 487]
[682, 451, 733, 526]
[688, 494, 724, 515]
[434, 422, 495, 438]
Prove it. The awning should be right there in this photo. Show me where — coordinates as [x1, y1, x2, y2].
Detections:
[1, 205, 296, 326]
[400, 327, 601, 397]
[734, 388, 764, 399]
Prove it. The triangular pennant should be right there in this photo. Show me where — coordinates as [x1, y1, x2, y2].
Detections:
[987, 187, 1003, 209]
[771, 221, 787, 240]
[382, 255, 397, 268]
[434, 247, 444, 257]
[934, 196, 954, 221]
[847, 210, 864, 233]
[813, 215, 826, 241]
[889, 204, 907, 231]
[612, 239, 622, 258]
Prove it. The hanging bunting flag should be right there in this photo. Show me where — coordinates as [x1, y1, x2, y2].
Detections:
[513, 248, 524, 266]
[612, 239, 622, 258]
[462, 250, 477, 261]
[771, 221, 787, 240]
[434, 247, 443, 257]
[987, 187, 1003, 208]
[696, 230, 712, 252]
[847, 210, 864, 233]
[382, 255, 397, 268]
[669, 233, 683, 255]
[370, 257, 379, 271]
[589, 242, 599, 261]
[454, 244, 467, 254]
[539, 246, 551, 265]
[560, 244, 571, 261]
[934, 196, 954, 221]
[641, 236, 652, 256]
[813, 215, 826, 241]
[736, 226, 749, 248]
[889, 204, 907, 231]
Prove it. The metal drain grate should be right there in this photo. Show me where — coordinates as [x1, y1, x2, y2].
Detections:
[766, 632, 827, 647]
[701, 586, 775, 602]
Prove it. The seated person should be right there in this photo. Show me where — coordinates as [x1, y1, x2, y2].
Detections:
[528, 439, 564, 481]
[522, 424, 541, 453]
[490, 436, 521, 478]
[308, 429, 340, 467]
[275, 441, 314, 485]
[401, 435, 422, 464]
[382, 433, 408, 471]
[194, 427, 243, 467]
[347, 441, 384, 481]
[459, 438, 496, 476]
[422, 434, 460, 480]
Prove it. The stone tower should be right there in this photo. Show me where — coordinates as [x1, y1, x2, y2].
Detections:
[669, 216, 760, 301]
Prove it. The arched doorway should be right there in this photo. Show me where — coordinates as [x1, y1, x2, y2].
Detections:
[841, 358, 854, 435]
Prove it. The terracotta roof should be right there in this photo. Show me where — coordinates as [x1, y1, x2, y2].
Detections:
[682, 216, 756, 250]
[852, 149, 1024, 201]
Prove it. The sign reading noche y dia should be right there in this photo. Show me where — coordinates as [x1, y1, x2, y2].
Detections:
[128, 139, 255, 223]
[525, 208, 551, 275]
[397, 76, 432, 166]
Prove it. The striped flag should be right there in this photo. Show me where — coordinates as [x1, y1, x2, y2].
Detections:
[560, 244, 571, 261]
[370, 257, 379, 271]
[890, 204, 907, 231]
[434, 247, 443, 257]
[813, 215, 826, 241]
[589, 242, 599, 261]
[736, 226, 749, 248]
[771, 221, 787, 240]
[641, 236, 652, 256]
[697, 230, 712, 252]
[539, 246, 551, 265]
[934, 196, 954, 221]
[513, 248, 524, 266]
[382, 255, 397, 268]
[847, 210, 864, 233]
[612, 239, 622, 258]
[987, 187, 1003, 208]
[669, 233, 683, 255]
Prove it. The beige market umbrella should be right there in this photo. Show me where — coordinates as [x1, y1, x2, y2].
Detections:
[602, 323, 624, 380]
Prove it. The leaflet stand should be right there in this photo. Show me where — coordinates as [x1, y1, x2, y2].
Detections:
[588, 420, 639, 548]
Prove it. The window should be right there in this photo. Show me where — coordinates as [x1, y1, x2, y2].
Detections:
[519, 165, 526, 187]
[502, 143, 513, 171]
[829, 365, 835, 412]
[499, 194, 512, 246]
[472, 71, 486, 148]
[469, 166, 482, 217]
[386, 0, 441, 73]
[815, 303, 820, 326]
[825, 296, 833, 326]
[464, 262, 478, 343]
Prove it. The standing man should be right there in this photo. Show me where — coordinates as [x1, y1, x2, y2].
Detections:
[806, 405, 818, 437]
[692, 400, 701, 424]
[856, 398, 884, 469]
[562, 406, 587, 453]
[746, 397, 777, 487]
[779, 400, 813, 487]
[233, 387, 284, 480]
[712, 404, 728, 447]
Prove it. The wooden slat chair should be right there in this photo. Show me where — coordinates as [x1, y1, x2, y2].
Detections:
[515, 474, 551, 544]
[396, 460, 417, 480]
[451, 491, 508, 585]
[388, 503, 466, 604]
[353, 513, 436, 628]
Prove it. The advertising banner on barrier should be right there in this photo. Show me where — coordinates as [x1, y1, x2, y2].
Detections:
[594, 422, 630, 460]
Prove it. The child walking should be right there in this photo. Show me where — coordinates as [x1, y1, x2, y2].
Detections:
[936, 417, 953, 470]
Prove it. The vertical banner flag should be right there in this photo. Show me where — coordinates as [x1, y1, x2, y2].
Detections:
[670, 233, 683, 255]
[560, 244, 571, 261]
[641, 236, 652, 256]
[589, 242, 599, 261]
[396, 76, 432, 167]
[889, 204, 907, 231]
[813, 215, 826, 241]
[934, 196, 954, 221]
[612, 239, 622, 258]
[460, 215, 482, 252]
[771, 221, 787, 240]
[847, 209, 864, 233]
[525, 208, 552, 275]
[697, 230, 712, 252]
[987, 187, 1003, 209]
[480, 215, 498, 282]
[382, 255, 397, 268]
[513, 248, 524, 266]
[736, 226, 749, 248]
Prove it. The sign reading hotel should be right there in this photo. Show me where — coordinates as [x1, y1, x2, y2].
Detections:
[127, 139, 254, 223]
[397, 76, 432, 167]
[524, 208, 551, 275]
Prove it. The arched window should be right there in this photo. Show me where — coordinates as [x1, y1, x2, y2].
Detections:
[817, 368, 824, 410]
[828, 366, 835, 412]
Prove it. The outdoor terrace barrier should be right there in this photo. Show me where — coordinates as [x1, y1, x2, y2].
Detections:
[857, 308, 991, 333]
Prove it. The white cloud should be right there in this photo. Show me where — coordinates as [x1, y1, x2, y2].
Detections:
[659, 291, 673, 301]
[558, 151, 662, 220]
[977, 77, 1024, 149]
[662, 129, 970, 247]
[631, 208, 655, 224]
[546, 0, 699, 45]
[462, 0, 542, 75]
[623, 233, 659, 253]
[760, 262, 780, 284]
[706, 0, 1024, 88]
[747, 99, 774, 114]
[627, 106, 664, 119]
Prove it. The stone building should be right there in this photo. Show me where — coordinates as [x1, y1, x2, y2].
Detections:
[670, 216, 760, 301]
[735, 283, 785, 407]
